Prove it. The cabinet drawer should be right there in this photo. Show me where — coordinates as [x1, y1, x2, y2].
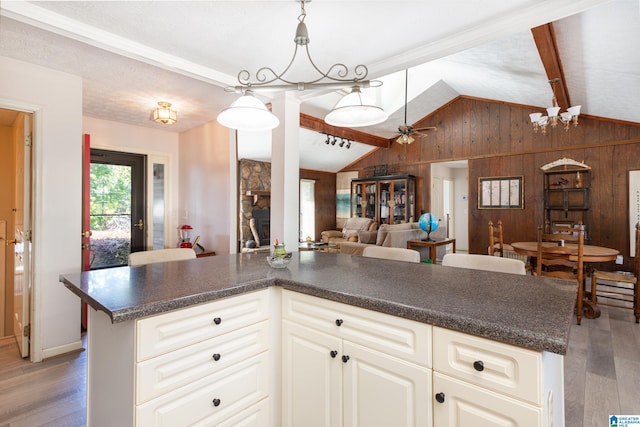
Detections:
[136, 321, 269, 404]
[136, 289, 269, 361]
[136, 352, 269, 426]
[216, 398, 270, 427]
[433, 327, 542, 406]
[433, 372, 542, 426]
[282, 290, 431, 367]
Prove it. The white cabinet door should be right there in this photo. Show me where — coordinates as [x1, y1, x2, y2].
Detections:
[433, 372, 542, 427]
[282, 320, 343, 427]
[343, 341, 432, 427]
[282, 290, 431, 367]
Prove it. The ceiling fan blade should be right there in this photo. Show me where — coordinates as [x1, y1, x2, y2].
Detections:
[412, 126, 437, 132]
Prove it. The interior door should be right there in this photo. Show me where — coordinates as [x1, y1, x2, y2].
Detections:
[89, 149, 146, 269]
[13, 112, 31, 358]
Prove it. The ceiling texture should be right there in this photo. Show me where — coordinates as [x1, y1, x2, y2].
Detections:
[1, 0, 637, 172]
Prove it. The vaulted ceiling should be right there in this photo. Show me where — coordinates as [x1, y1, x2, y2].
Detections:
[1, 0, 637, 172]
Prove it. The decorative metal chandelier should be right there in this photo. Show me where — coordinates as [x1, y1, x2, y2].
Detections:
[217, 0, 387, 131]
[529, 79, 581, 134]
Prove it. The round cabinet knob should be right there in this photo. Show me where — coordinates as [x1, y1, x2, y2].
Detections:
[212, 398, 221, 407]
[435, 392, 445, 404]
[330, 350, 338, 358]
[213, 317, 222, 325]
[335, 319, 344, 326]
[473, 360, 484, 372]
[212, 353, 221, 361]
[341, 355, 350, 363]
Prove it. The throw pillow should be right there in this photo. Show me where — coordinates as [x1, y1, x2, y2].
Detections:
[357, 230, 378, 244]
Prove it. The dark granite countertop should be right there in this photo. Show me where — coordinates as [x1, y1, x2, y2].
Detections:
[60, 251, 577, 355]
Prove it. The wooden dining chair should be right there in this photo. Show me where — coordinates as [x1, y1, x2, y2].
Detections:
[488, 220, 510, 257]
[535, 223, 585, 324]
[590, 222, 639, 323]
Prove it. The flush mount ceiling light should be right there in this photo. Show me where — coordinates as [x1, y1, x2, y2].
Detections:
[152, 101, 177, 125]
[218, 0, 387, 131]
[529, 78, 581, 134]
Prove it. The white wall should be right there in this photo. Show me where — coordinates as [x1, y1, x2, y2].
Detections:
[83, 116, 181, 247]
[453, 168, 469, 252]
[0, 56, 82, 360]
[431, 162, 469, 252]
[179, 121, 232, 255]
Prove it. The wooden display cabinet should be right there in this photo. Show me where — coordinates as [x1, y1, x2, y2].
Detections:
[543, 164, 590, 236]
[351, 174, 416, 224]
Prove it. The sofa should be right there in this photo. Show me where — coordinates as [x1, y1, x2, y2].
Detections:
[338, 221, 448, 263]
[320, 217, 378, 244]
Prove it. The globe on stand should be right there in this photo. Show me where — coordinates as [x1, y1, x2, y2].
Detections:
[418, 213, 439, 242]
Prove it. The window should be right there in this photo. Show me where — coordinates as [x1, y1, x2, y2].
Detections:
[299, 179, 315, 241]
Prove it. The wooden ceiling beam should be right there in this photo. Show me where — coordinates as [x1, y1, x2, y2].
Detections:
[299, 113, 390, 149]
[531, 23, 571, 110]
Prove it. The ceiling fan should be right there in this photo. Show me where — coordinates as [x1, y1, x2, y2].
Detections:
[394, 68, 437, 145]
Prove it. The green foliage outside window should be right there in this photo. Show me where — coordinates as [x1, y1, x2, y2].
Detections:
[90, 163, 132, 231]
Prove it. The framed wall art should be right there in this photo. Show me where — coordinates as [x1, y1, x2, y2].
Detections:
[478, 176, 524, 209]
[629, 170, 640, 254]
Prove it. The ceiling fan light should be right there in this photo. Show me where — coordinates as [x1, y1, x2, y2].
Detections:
[396, 134, 414, 145]
[529, 113, 543, 123]
[324, 86, 388, 127]
[217, 91, 279, 131]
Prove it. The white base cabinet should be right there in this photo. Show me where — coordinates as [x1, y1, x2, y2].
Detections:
[87, 289, 273, 427]
[432, 327, 564, 427]
[282, 290, 432, 427]
[86, 288, 564, 427]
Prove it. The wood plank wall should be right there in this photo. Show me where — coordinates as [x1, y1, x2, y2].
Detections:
[343, 96, 640, 270]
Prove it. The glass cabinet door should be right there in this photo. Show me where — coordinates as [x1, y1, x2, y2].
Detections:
[379, 181, 391, 224]
[364, 183, 376, 219]
[351, 183, 362, 217]
[392, 180, 407, 223]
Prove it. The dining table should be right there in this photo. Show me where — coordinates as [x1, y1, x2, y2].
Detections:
[511, 241, 620, 319]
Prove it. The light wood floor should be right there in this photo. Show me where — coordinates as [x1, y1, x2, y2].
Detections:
[0, 305, 638, 427]
[0, 334, 86, 427]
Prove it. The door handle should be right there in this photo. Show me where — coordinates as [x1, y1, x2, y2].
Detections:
[134, 219, 144, 230]
[6, 239, 19, 246]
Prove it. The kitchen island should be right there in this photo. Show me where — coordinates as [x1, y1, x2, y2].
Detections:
[61, 250, 576, 427]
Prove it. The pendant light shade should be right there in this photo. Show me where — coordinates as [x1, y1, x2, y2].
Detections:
[216, 91, 279, 131]
[324, 86, 388, 127]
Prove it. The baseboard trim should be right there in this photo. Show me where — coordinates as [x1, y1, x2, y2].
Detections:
[42, 340, 84, 359]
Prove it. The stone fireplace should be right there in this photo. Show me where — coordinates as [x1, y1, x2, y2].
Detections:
[251, 209, 270, 246]
[239, 159, 271, 250]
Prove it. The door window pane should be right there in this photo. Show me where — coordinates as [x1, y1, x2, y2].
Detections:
[152, 163, 165, 249]
[90, 163, 132, 269]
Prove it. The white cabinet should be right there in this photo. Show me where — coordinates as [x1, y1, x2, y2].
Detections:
[86, 289, 273, 427]
[432, 327, 564, 427]
[135, 290, 271, 426]
[282, 290, 432, 427]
